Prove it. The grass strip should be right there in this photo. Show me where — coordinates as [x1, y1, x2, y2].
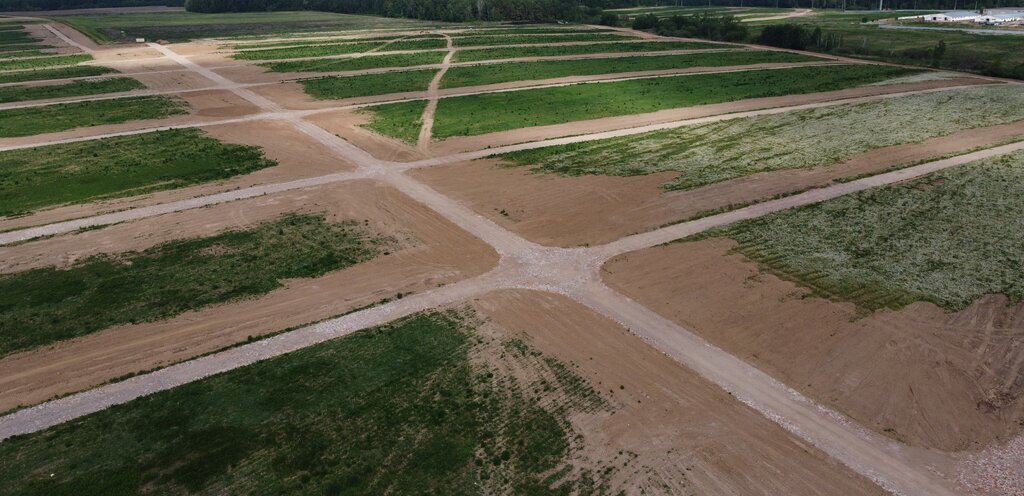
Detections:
[451, 33, 638, 47]
[498, 84, 1024, 190]
[0, 65, 115, 84]
[261, 51, 444, 73]
[0, 54, 91, 72]
[302, 69, 436, 99]
[441, 50, 820, 88]
[0, 77, 144, 104]
[449, 27, 614, 36]
[0, 95, 188, 137]
[0, 128, 276, 217]
[695, 151, 1024, 312]
[369, 64, 916, 140]
[0, 310, 611, 494]
[362, 99, 426, 144]
[452, 40, 729, 62]
[231, 33, 437, 50]
[0, 43, 48, 53]
[0, 50, 50, 59]
[234, 38, 446, 61]
[0, 213, 384, 356]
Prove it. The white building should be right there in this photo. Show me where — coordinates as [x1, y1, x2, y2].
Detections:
[899, 10, 982, 22]
[974, 13, 1023, 24]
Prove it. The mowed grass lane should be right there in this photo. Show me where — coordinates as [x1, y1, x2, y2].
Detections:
[0, 311, 610, 494]
[0, 95, 188, 137]
[0, 54, 92, 72]
[302, 69, 435, 99]
[450, 32, 638, 47]
[0, 214, 384, 356]
[452, 41, 729, 62]
[693, 151, 1024, 311]
[499, 84, 1024, 190]
[0, 77, 144, 104]
[0, 129, 275, 216]
[0, 65, 115, 85]
[439, 50, 823, 89]
[233, 38, 447, 61]
[260, 51, 444, 73]
[365, 64, 918, 140]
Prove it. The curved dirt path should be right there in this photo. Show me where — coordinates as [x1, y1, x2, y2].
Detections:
[416, 33, 453, 148]
[2, 35, 1021, 496]
[742, 8, 813, 22]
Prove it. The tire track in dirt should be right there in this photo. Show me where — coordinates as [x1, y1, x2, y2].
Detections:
[417, 33, 453, 149]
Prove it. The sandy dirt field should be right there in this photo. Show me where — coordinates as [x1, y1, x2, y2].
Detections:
[472, 289, 886, 495]
[0, 119, 360, 232]
[0, 180, 498, 412]
[411, 119, 1024, 246]
[308, 108, 428, 162]
[602, 238, 1024, 453]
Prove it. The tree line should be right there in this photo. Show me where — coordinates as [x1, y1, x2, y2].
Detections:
[0, 0, 181, 11]
[185, 0, 626, 21]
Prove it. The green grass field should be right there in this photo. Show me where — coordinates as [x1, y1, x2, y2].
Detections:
[452, 40, 729, 62]
[0, 95, 188, 137]
[0, 65, 115, 84]
[451, 32, 638, 47]
[0, 43, 48, 53]
[695, 151, 1024, 311]
[0, 129, 276, 217]
[57, 11, 445, 43]
[440, 50, 820, 88]
[0, 50, 50, 59]
[233, 38, 447, 61]
[367, 64, 915, 140]
[261, 51, 444, 73]
[0, 310, 612, 494]
[0, 77, 143, 104]
[450, 27, 612, 36]
[0, 54, 91, 72]
[362, 100, 427, 144]
[231, 33, 437, 49]
[498, 84, 1024, 190]
[0, 214, 384, 356]
[302, 69, 435, 99]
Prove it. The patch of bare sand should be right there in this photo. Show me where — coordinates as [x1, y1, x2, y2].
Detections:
[23, 24, 79, 54]
[411, 120, 1024, 247]
[212, 63, 287, 84]
[0, 119, 357, 232]
[0, 180, 499, 412]
[306, 108, 428, 162]
[427, 77, 993, 155]
[250, 81, 427, 110]
[91, 47, 164, 62]
[602, 238, 1024, 453]
[471, 289, 886, 495]
[130, 70, 217, 91]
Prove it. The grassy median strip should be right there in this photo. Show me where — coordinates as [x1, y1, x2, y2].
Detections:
[0, 95, 188, 137]
[0, 54, 92, 72]
[368, 64, 917, 140]
[302, 69, 435, 99]
[0, 214, 385, 356]
[441, 50, 821, 89]
[234, 38, 446, 61]
[451, 32, 638, 47]
[0, 65, 114, 84]
[499, 85, 1024, 190]
[452, 41, 728, 62]
[0, 77, 144, 104]
[0, 310, 612, 493]
[0, 129, 276, 217]
[694, 151, 1024, 311]
[261, 51, 444, 73]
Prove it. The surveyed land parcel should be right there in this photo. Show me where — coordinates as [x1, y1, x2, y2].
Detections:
[0, 95, 188, 137]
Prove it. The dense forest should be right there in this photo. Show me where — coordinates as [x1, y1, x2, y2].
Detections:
[0, 0, 181, 10]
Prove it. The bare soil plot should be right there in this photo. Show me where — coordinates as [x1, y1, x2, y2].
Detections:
[471, 289, 886, 495]
[307, 108, 427, 162]
[0, 180, 498, 412]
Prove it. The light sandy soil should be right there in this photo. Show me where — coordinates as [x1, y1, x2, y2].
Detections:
[130, 69, 218, 91]
[307, 108, 428, 162]
[411, 119, 1024, 246]
[472, 289, 886, 495]
[426, 77, 992, 155]
[0, 180, 499, 412]
[0, 119, 357, 232]
[602, 238, 1024, 453]
[23, 24, 80, 54]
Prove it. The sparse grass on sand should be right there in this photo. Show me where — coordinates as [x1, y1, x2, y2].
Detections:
[361, 99, 427, 144]
[261, 51, 444, 73]
[0, 95, 188, 137]
[0, 213, 384, 356]
[0, 65, 115, 84]
[0, 129, 276, 217]
[692, 151, 1024, 311]
[452, 40, 728, 62]
[0, 77, 144, 104]
[0, 54, 91, 72]
[366, 64, 916, 140]
[232, 38, 446, 61]
[0, 309, 613, 494]
[441, 50, 821, 88]
[499, 84, 1024, 190]
[302, 69, 436, 99]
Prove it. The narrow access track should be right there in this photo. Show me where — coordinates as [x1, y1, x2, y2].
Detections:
[417, 33, 454, 148]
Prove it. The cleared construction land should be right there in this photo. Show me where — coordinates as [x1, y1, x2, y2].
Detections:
[0, 10, 1022, 496]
